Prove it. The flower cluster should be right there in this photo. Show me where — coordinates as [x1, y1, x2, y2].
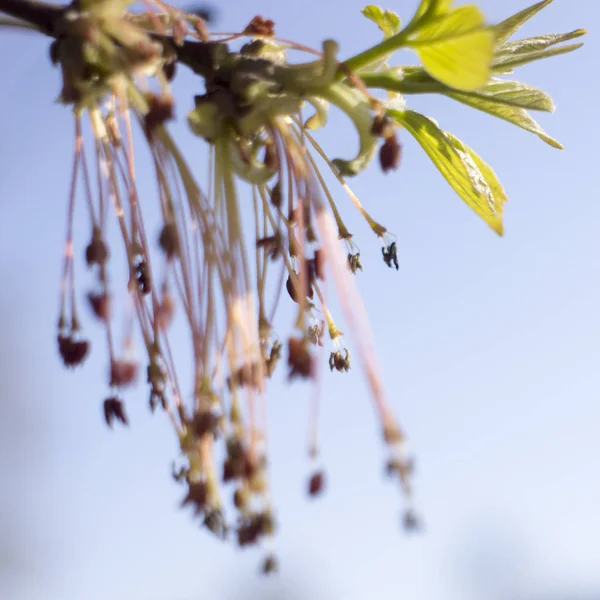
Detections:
[0, 0, 585, 573]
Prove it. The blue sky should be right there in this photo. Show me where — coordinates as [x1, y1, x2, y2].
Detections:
[0, 1, 599, 599]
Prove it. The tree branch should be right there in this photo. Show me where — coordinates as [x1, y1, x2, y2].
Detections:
[0, 0, 65, 35]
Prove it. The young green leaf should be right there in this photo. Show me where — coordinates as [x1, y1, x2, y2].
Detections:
[444, 89, 563, 148]
[499, 29, 587, 55]
[493, 0, 553, 45]
[412, 0, 453, 24]
[361, 5, 401, 38]
[454, 79, 554, 112]
[361, 69, 555, 112]
[446, 131, 508, 224]
[358, 5, 402, 71]
[407, 6, 494, 91]
[389, 109, 505, 234]
[493, 30, 587, 71]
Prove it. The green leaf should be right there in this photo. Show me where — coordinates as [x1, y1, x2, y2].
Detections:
[413, 0, 453, 23]
[498, 30, 586, 55]
[408, 6, 494, 91]
[493, 0, 553, 45]
[456, 79, 554, 111]
[445, 89, 563, 148]
[446, 131, 508, 225]
[389, 109, 506, 234]
[362, 69, 555, 112]
[491, 45, 585, 75]
[493, 30, 587, 71]
[361, 5, 401, 38]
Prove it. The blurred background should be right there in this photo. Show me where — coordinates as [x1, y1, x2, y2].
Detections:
[1, 0, 599, 598]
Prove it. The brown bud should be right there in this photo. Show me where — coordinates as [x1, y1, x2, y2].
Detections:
[270, 181, 282, 208]
[158, 222, 179, 259]
[308, 470, 325, 497]
[103, 396, 128, 427]
[245, 16, 275, 36]
[57, 334, 89, 368]
[110, 359, 138, 387]
[286, 273, 300, 303]
[85, 230, 108, 266]
[379, 135, 402, 173]
[87, 292, 110, 321]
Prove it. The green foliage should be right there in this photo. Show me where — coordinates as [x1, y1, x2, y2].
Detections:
[390, 109, 506, 234]
[406, 5, 494, 91]
[354, 0, 586, 233]
[361, 5, 401, 38]
[0, 0, 586, 567]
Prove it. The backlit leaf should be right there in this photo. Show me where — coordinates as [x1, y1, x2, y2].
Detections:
[389, 109, 505, 234]
[446, 89, 563, 148]
[361, 5, 401, 38]
[493, 0, 553, 45]
[409, 6, 494, 91]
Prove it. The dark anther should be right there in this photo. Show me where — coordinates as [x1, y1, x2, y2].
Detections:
[103, 396, 128, 427]
[57, 334, 89, 368]
[308, 470, 325, 497]
[348, 252, 363, 274]
[133, 256, 152, 295]
[87, 292, 110, 321]
[379, 134, 402, 173]
[110, 359, 138, 387]
[287, 337, 314, 380]
[382, 242, 399, 271]
[85, 228, 109, 267]
[329, 349, 350, 373]
[158, 222, 179, 259]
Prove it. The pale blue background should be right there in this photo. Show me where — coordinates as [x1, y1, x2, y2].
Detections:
[0, 1, 599, 599]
